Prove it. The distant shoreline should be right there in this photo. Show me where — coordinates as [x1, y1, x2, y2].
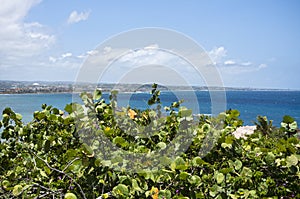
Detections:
[0, 80, 298, 94]
[1, 89, 299, 95]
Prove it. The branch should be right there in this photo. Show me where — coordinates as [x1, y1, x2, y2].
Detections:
[29, 150, 87, 199]
[62, 157, 80, 172]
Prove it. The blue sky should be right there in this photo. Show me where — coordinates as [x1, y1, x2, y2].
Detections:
[0, 0, 299, 89]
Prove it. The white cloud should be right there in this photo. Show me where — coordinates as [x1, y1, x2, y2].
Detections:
[241, 62, 252, 66]
[103, 47, 112, 54]
[76, 49, 100, 59]
[49, 56, 56, 63]
[208, 46, 267, 75]
[77, 54, 87, 59]
[259, 63, 267, 69]
[224, 60, 236, 65]
[0, 0, 55, 73]
[144, 44, 159, 50]
[208, 46, 227, 64]
[86, 50, 99, 56]
[61, 52, 72, 58]
[67, 10, 90, 24]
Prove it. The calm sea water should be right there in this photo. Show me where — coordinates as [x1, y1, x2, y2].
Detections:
[0, 91, 299, 126]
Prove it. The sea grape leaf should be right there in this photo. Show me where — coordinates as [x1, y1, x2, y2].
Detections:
[15, 113, 22, 120]
[179, 108, 192, 117]
[265, 152, 275, 164]
[156, 142, 167, 150]
[192, 156, 205, 166]
[132, 179, 142, 192]
[283, 115, 295, 123]
[12, 185, 23, 196]
[112, 184, 129, 197]
[286, 154, 298, 167]
[93, 89, 102, 101]
[179, 171, 190, 180]
[188, 175, 201, 185]
[174, 157, 188, 170]
[234, 159, 243, 170]
[158, 189, 171, 199]
[216, 172, 225, 184]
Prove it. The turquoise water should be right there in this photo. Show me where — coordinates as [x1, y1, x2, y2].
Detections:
[0, 91, 299, 126]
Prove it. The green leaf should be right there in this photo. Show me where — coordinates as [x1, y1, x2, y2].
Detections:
[156, 142, 167, 150]
[192, 156, 205, 166]
[216, 172, 225, 184]
[93, 89, 102, 101]
[179, 171, 190, 180]
[219, 168, 233, 174]
[221, 143, 232, 149]
[64, 104, 73, 113]
[132, 179, 142, 192]
[158, 189, 171, 199]
[112, 184, 129, 197]
[12, 185, 23, 196]
[179, 108, 192, 117]
[69, 160, 82, 173]
[2, 107, 13, 115]
[209, 184, 223, 197]
[188, 175, 201, 185]
[111, 90, 118, 96]
[229, 109, 240, 118]
[82, 143, 94, 157]
[283, 115, 295, 123]
[64, 192, 77, 199]
[234, 159, 243, 170]
[241, 167, 253, 178]
[15, 113, 22, 120]
[1, 180, 10, 190]
[286, 154, 298, 167]
[101, 160, 111, 167]
[52, 108, 59, 115]
[229, 194, 238, 199]
[158, 156, 172, 166]
[290, 121, 298, 131]
[173, 157, 188, 170]
[265, 152, 275, 164]
[40, 170, 48, 178]
[113, 136, 127, 147]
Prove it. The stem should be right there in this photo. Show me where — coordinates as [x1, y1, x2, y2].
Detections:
[29, 150, 87, 199]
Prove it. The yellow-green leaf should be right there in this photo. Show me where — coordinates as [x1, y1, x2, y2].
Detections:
[12, 185, 23, 196]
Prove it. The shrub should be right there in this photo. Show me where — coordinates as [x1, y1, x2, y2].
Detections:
[0, 85, 299, 198]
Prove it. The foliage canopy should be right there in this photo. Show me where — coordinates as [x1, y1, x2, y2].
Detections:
[0, 85, 299, 198]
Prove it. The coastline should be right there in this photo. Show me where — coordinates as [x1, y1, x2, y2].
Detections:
[1, 80, 299, 95]
[1, 89, 299, 95]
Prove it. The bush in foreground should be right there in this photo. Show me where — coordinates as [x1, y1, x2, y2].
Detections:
[0, 85, 299, 198]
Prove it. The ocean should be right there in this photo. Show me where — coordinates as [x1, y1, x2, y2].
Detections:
[0, 91, 299, 126]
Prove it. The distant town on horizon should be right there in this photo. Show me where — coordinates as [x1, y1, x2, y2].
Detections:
[0, 80, 297, 94]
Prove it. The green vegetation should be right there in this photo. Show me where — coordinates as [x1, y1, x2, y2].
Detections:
[0, 84, 299, 198]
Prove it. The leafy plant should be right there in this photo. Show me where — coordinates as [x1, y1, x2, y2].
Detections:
[281, 115, 299, 137]
[0, 84, 299, 198]
[254, 115, 274, 135]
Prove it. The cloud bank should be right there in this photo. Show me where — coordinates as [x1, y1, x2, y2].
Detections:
[0, 0, 55, 55]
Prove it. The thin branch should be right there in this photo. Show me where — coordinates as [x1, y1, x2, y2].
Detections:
[29, 150, 87, 199]
[62, 157, 80, 172]
[34, 192, 51, 199]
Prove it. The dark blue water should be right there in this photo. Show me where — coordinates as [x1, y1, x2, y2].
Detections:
[0, 91, 299, 126]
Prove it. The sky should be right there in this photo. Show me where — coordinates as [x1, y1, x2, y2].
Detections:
[0, 0, 300, 89]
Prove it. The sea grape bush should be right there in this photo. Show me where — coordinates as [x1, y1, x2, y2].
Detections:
[0, 84, 299, 199]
